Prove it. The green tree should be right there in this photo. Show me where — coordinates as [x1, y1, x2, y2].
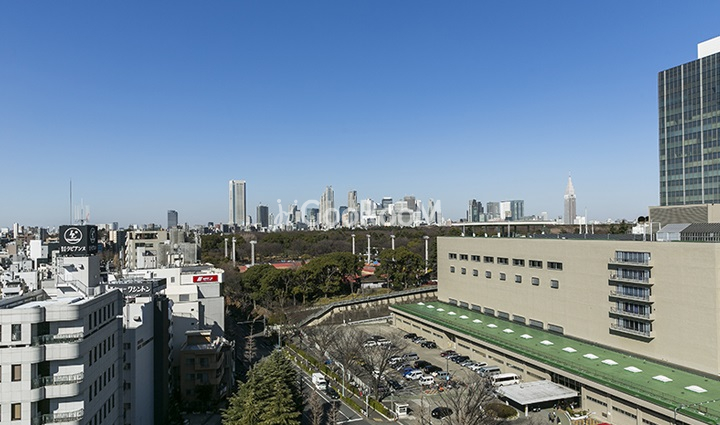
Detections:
[376, 247, 425, 289]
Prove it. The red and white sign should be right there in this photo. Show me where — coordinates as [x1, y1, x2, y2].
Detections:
[193, 275, 219, 283]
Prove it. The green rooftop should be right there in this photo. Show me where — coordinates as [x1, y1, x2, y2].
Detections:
[393, 301, 720, 425]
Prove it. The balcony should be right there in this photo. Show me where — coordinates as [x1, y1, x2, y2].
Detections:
[32, 408, 84, 424]
[609, 307, 653, 321]
[608, 257, 652, 267]
[610, 323, 653, 339]
[32, 333, 84, 346]
[32, 372, 84, 389]
[609, 290, 651, 303]
[608, 273, 652, 286]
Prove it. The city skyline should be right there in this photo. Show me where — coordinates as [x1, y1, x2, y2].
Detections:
[3, 2, 720, 227]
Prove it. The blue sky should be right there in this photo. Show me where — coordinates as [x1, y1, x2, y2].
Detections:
[2, 1, 719, 228]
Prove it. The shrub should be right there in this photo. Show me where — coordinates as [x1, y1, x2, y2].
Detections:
[485, 402, 518, 419]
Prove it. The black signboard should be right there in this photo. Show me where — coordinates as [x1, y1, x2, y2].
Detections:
[59, 225, 98, 257]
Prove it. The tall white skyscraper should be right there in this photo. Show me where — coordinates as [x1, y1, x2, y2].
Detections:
[564, 175, 576, 225]
[320, 186, 335, 228]
[228, 180, 247, 227]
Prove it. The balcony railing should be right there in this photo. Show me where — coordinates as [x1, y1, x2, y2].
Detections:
[32, 408, 84, 424]
[32, 332, 84, 346]
[609, 307, 652, 320]
[609, 257, 651, 266]
[609, 290, 651, 302]
[32, 372, 84, 389]
[609, 273, 652, 285]
[610, 323, 653, 338]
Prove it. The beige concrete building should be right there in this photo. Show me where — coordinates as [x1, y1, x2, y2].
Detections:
[390, 235, 720, 425]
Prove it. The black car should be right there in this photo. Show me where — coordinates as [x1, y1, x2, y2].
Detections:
[452, 355, 470, 364]
[326, 386, 340, 400]
[424, 365, 442, 374]
[414, 360, 431, 369]
[432, 407, 453, 419]
[421, 341, 437, 349]
[403, 333, 417, 339]
[386, 379, 403, 391]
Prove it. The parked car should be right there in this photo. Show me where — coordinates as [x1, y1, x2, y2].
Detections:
[405, 370, 423, 380]
[445, 353, 460, 361]
[432, 407, 453, 419]
[377, 338, 391, 346]
[401, 366, 415, 375]
[440, 350, 457, 357]
[396, 363, 412, 372]
[386, 378, 404, 391]
[403, 333, 418, 339]
[460, 360, 475, 367]
[421, 341, 437, 349]
[419, 375, 435, 386]
[389, 355, 403, 366]
[403, 353, 419, 361]
[362, 340, 378, 348]
[412, 336, 427, 344]
[414, 360, 431, 369]
[423, 365, 442, 374]
[452, 355, 470, 364]
[435, 371, 451, 381]
[469, 362, 488, 371]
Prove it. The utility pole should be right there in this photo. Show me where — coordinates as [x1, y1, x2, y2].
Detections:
[366, 234, 371, 265]
[351, 234, 356, 255]
[424, 236, 430, 273]
[232, 237, 236, 266]
[250, 240, 257, 266]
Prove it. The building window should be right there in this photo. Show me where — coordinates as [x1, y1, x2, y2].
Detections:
[471, 255, 481, 262]
[531, 277, 540, 286]
[450, 266, 456, 273]
[499, 273, 506, 281]
[171, 277, 176, 283]
[11, 324, 21, 341]
[513, 315, 525, 324]
[497, 311, 510, 320]
[186, 373, 194, 381]
[483, 256, 494, 263]
[485, 271, 492, 279]
[448, 253, 457, 259]
[512, 259, 525, 267]
[179, 294, 190, 302]
[529, 260, 542, 268]
[529, 319, 543, 329]
[461, 268, 467, 275]
[497, 257, 508, 265]
[551, 280, 559, 289]
[12, 364, 20, 381]
[548, 261, 563, 271]
[11, 403, 21, 420]
[459, 254, 468, 261]
[515, 275, 522, 283]
[472, 269, 478, 277]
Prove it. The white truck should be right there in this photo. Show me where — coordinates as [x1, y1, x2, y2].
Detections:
[312, 373, 327, 390]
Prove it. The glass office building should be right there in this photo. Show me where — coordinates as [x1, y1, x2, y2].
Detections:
[659, 36, 720, 205]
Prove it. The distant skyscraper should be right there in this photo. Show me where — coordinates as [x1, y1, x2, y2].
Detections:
[428, 199, 438, 224]
[320, 186, 336, 228]
[347, 190, 359, 227]
[486, 202, 500, 221]
[467, 199, 482, 222]
[228, 180, 247, 227]
[564, 175, 576, 224]
[167, 210, 179, 229]
[660, 36, 720, 206]
[381, 197, 393, 210]
[257, 204, 269, 229]
[403, 195, 417, 211]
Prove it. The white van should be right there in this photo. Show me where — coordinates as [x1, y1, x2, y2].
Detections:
[479, 366, 501, 377]
[405, 370, 423, 380]
[403, 353, 419, 361]
[491, 373, 520, 386]
[419, 375, 435, 386]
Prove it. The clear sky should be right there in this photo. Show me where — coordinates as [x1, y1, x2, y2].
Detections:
[2, 1, 719, 228]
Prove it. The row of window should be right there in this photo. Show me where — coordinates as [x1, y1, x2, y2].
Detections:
[450, 267, 559, 288]
[450, 301, 561, 332]
[90, 392, 116, 425]
[448, 253, 562, 270]
[89, 334, 116, 367]
[90, 364, 116, 402]
[89, 303, 116, 332]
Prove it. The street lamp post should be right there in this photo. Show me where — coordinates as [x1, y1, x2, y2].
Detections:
[224, 238, 228, 258]
[250, 240, 257, 266]
[232, 237, 236, 266]
[366, 234, 371, 265]
[424, 236, 430, 273]
[351, 234, 356, 256]
[391, 234, 395, 250]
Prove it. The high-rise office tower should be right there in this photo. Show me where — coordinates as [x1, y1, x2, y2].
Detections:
[257, 204, 269, 229]
[320, 186, 335, 228]
[564, 175, 577, 224]
[403, 195, 417, 211]
[468, 199, 483, 222]
[228, 180, 247, 227]
[659, 36, 720, 205]
[486, 202, 500, 221]
[167, 210, 178, 229]
[381, 197, 393, 210]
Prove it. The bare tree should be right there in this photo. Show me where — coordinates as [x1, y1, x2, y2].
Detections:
[326, 326, 365, 395]
[244, 321, 257, 364]
[353, 330, 407, 399]
[309, 390, 324, 425]
[436, 374, 500, 425]
[305, 324, 342, 354]
[328, 401, 339, 425]
[416, 393, 431, 425]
